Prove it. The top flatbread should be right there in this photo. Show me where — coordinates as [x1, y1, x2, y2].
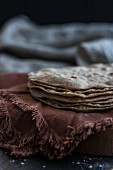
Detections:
[28, 63, 113, 90]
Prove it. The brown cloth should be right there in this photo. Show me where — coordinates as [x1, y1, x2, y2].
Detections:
[0, 72, 113, 159]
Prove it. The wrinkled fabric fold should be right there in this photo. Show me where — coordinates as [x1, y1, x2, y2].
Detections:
[76, 39, 113, 66]
[1, 16, 113, 73]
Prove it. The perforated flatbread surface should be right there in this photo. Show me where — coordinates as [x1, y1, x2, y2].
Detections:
[28, 63, 113, 90]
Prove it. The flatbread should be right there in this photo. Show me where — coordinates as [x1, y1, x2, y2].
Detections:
[33, 97, 113, 112]
[30, 88, 113, 103]
[29, 89, 113, 112]
[28, 64, 113, 90]
[28, 84, 113, 98]
[28, 81, 113, 94]
[28, 64, 113, 111]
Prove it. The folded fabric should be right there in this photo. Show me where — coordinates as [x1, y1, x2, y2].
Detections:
[0, 15, 113, 68]
[76, 39, 113, 66]
[0, 54, 70, 72]
[0, 72, 113, 159]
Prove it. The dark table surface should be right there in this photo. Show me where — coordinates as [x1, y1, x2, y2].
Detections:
[1, 149, 113, 170]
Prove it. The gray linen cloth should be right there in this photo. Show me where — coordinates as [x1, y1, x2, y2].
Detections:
[0, 15, 113, 72]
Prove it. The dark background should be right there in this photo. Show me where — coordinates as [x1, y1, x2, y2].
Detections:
[0, 1, 113, 170]
[0, 0, 113, 25]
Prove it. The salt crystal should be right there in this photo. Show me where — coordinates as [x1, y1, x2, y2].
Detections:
[21, 162, 25, 165]
[42, 165, 46, 168]
[76, 162, 80, 164]
[89, 165, 93, 168]
[98, 165, 103, 168]
[10, 160, 15, 163]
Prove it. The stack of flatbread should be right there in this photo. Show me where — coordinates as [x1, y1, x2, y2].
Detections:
[28, 63, 113, 112]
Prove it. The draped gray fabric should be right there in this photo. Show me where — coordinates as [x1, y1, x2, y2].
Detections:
[0, 15, 113, 72]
